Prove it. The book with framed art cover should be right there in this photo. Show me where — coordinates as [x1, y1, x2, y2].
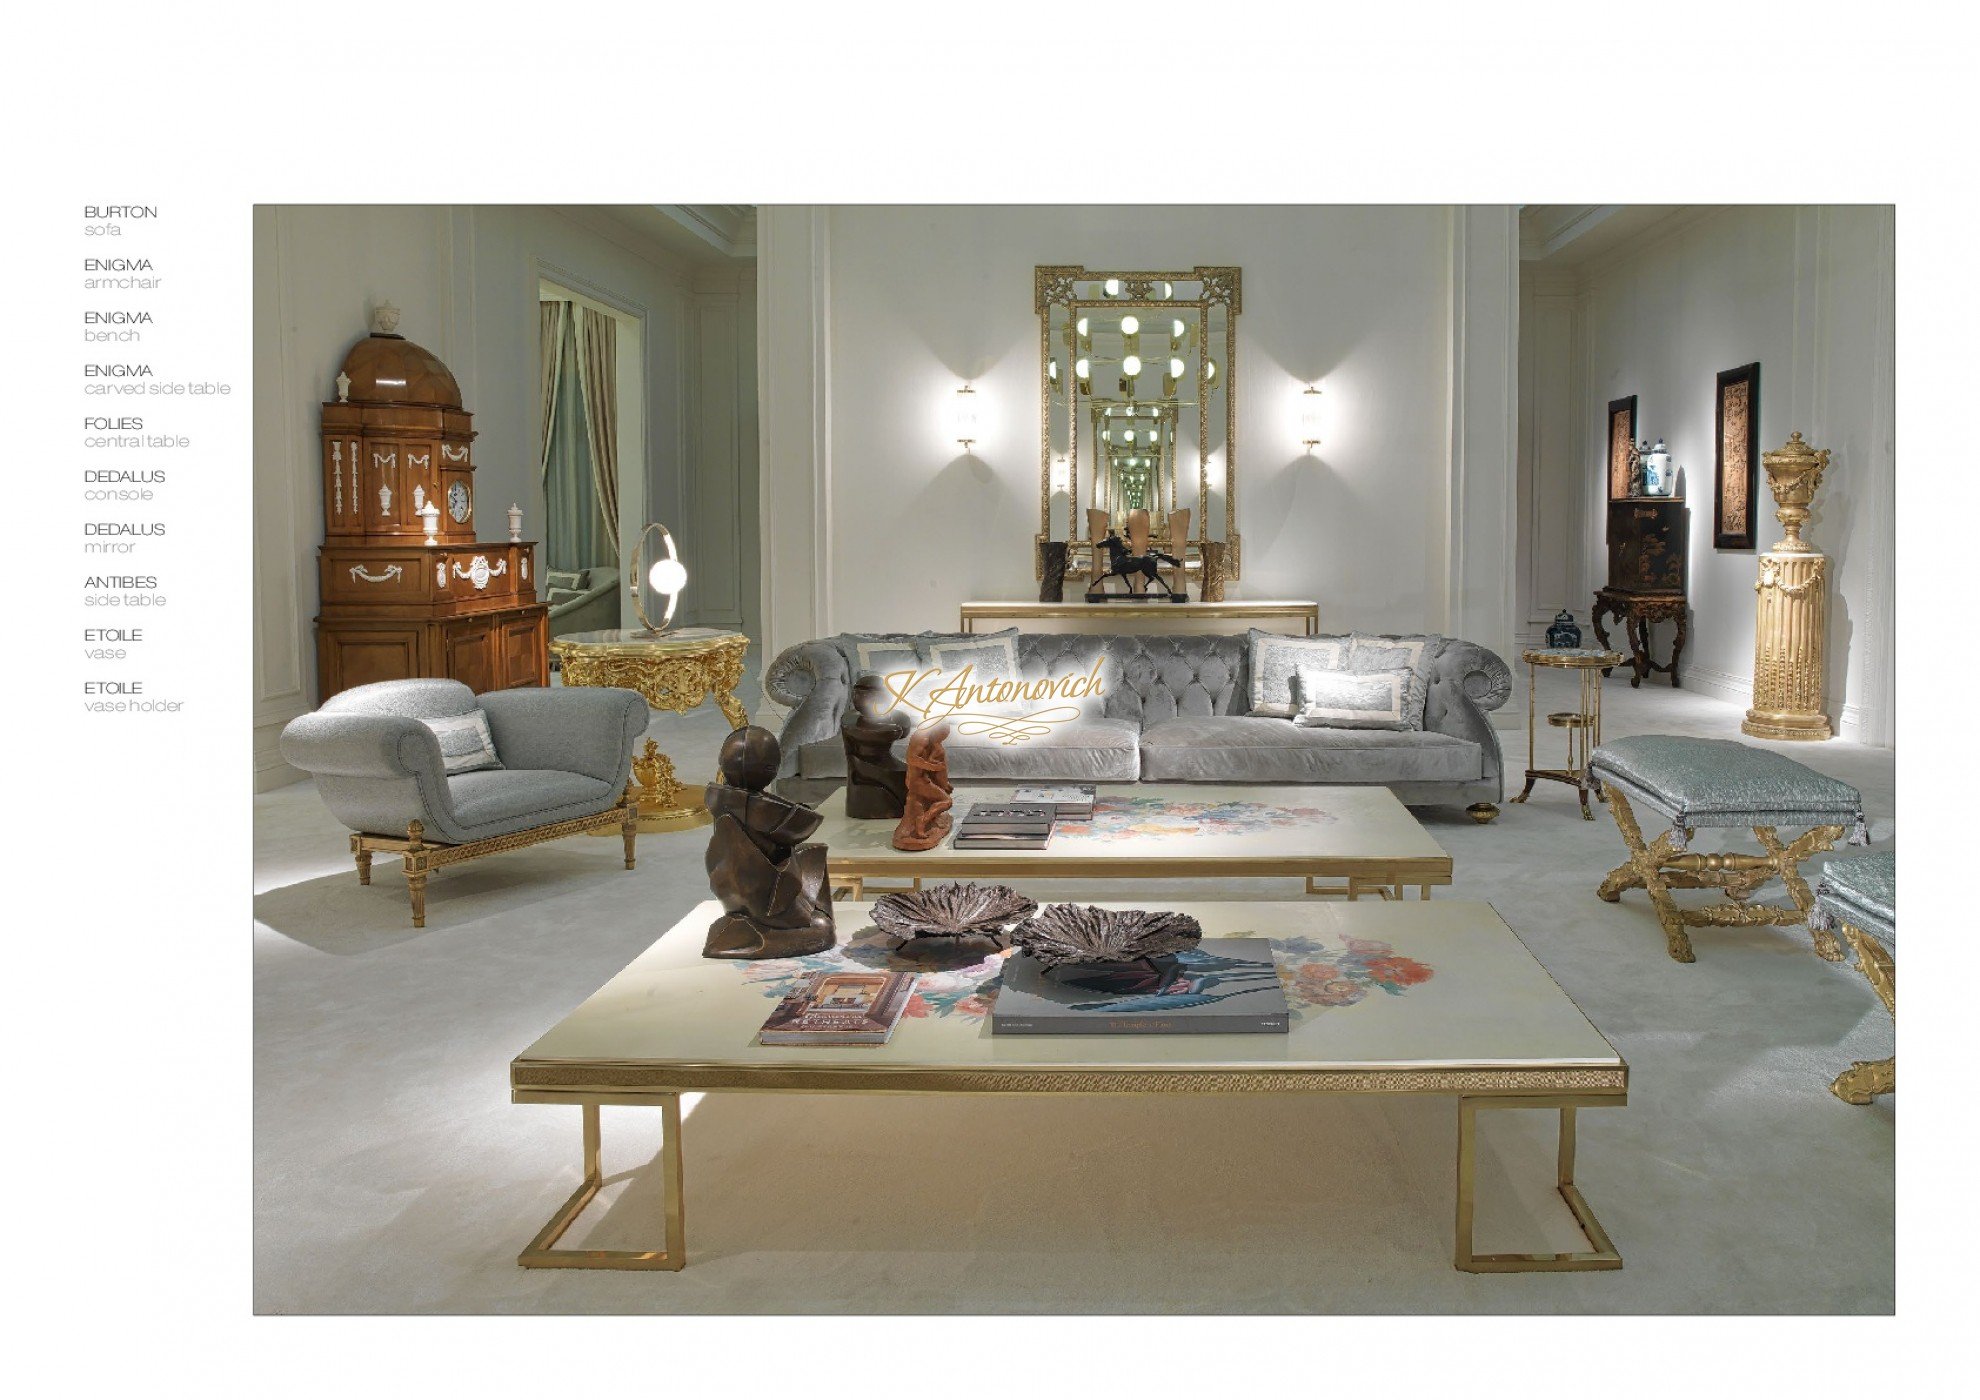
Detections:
[991, 938, 1290, 1036]
[1011, 784, 1096, 819]
[951, 802, 1055, 850]
[758, 970, 920, 1045]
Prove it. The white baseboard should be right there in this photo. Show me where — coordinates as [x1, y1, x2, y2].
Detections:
[1677, 662, 1752, 710]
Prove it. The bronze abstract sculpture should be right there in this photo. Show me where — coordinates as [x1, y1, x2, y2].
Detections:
[870, 881, 1037, 949]
[703, 726, 837, 960]
[892, 720, 955, 851]
[1012, 904, 1203, 972]
[841, 675, 911, 819]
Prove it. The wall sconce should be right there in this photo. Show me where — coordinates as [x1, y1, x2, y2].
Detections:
[1075, 316, 1092, 351]
[1119, 354, 1142, 398]
[1163, 356, 1185, 397]
[1050, 454, 1070, 493]
[1169, 318, 1188, 351]
[624, 522, 688, 636]
[1204, 358, 1219, 388]
[1119, 314, 1140, 357]
[1299, 384, 1323, 452]
[1074, 357, 1091, 395]
[951, 382, 979, 451]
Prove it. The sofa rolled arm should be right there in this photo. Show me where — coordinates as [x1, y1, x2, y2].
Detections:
[763, 640, 851, 779]
[1423, 640, 1512, 799]
[478, 686, 649, 785]
[1447, 640, 1513, 713]
[279, 711, 447, 782]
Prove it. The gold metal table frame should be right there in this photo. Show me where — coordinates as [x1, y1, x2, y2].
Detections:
[512, 1073, 1625, 1276]
[1511, 648, 1623, 821]
[550, 627, 750, 832]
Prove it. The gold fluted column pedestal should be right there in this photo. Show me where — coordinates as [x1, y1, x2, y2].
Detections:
[1741, 433, 1833, 742]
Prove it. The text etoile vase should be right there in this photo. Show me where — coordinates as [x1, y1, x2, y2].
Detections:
[1742, 432, 1833, 741]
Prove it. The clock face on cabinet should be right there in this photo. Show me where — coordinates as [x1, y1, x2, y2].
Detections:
[447, 481, 471, 523]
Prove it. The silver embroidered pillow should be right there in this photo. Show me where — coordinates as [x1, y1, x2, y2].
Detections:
[1294, 668, 1413, 731]
[1347, 633, 1436, 730]
[421, 709, 504, 774]
[1247, 630, 1346, 718]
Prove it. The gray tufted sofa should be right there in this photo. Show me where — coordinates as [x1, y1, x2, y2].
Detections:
[762, 631, 1512, 815]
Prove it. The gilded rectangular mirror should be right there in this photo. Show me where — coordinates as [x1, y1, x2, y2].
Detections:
[1036, 265, 1241, 584]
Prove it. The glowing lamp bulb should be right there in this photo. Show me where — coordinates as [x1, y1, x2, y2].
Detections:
[649, 557, 688, 596]
[1120, 315, 1140, 336]
[1122, 355, 1142, 376]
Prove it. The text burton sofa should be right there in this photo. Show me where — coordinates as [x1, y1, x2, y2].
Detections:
[762, 630, 1512, 818]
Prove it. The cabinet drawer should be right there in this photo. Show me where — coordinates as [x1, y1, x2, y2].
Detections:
[321, 550, 430, 606]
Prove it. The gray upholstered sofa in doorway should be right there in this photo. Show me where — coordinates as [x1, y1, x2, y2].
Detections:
[762, 630, 1513, 819]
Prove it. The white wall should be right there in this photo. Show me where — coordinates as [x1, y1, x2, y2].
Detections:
[253, 206, 757, 788]
[757, 204, 1520, 677]
[1518, 206, 1896, 745]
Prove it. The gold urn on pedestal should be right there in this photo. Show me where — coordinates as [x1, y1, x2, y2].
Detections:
[1742, 432, 1833, 741]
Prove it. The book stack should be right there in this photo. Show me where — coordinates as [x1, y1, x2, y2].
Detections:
[758, 970, 919, 1045]
[950, 802, 1056, 851]
[991, 940, 1290, 1036]
[1012, 784, 1097, 820]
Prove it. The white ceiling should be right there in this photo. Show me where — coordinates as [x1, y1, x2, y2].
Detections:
[587, 205, 757, 266]
[1519, 205, 1695, 268]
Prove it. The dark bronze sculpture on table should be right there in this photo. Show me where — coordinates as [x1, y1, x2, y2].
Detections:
[1038, 541, 1068, 603]
[841, 674, 910, 819]
[703, 726, 836, 960]
[892, 721, 955, 851]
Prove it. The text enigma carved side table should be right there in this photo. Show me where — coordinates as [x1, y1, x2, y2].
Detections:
[551, 627, 751, 831]
[1591, 587, 1687, 688]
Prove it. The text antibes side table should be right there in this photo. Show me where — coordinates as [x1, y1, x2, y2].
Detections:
[1512, 648, 1623, 820]
[550, 628, 750, 830]
[1742, 433, 1834, 741]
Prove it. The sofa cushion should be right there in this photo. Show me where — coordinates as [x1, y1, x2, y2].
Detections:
[796, 719, 1141, 784]
[1348, 633, 1440, 729]
[421, 708, 504, 774]
[1247, 630, 1347, 717]
[1813, 851, 1896, 945]
[1588, 735, 1866, 836]
[1294, 667, 1413, 730]
[445, 768, 618, 837]
[1139, 716, 1482, 785]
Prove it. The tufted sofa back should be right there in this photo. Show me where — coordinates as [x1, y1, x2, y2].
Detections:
[1016, 633, 1246, 723]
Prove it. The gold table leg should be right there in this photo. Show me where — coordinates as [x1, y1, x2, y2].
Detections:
[1831, 923, 1895, 1104]
[519, 1098, 686, 1271]
[1455, 1095, 1622, 1273]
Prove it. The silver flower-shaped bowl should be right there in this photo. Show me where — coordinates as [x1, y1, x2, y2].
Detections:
[870, 882, 1038, 947]
[1011, 904, 1204, 971]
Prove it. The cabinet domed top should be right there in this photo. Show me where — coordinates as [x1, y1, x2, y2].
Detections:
[337, 332, 462, 408]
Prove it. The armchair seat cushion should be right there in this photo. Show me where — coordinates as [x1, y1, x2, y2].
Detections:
[443, 769, 619, 840]
[1589, 735, 1867, 839]
[1812, 851, 1896, 944]
[1138, 717, 1481, 785]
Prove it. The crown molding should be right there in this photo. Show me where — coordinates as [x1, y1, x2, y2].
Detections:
[658, 205, 757, 259]
[1574, 206, 1720, 285]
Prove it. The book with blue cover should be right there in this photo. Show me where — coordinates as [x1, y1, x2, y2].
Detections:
[990, 938, 1289, 1035]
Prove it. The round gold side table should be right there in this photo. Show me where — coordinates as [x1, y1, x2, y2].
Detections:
[1511, 647, 1622, 820]
[550, 627, 751, 832]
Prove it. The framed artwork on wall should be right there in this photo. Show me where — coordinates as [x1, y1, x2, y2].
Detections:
[1607, 395, 1638, 502]
[1714, 362, 1761, 549]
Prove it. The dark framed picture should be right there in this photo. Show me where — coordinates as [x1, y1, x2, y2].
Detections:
[1714, 363, 1760, 549]
[1607, 395, 1638, 502]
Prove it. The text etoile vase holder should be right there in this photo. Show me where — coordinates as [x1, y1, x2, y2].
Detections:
[1742, 432, 1833, 741]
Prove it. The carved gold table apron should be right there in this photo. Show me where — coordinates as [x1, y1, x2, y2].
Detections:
[550, 628, 750, 832]
[1512, 649, 1623, 820]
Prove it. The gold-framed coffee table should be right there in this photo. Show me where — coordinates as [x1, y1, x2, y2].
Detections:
[811, 783, 1453, 901]
[510, 898, 1625, 1274]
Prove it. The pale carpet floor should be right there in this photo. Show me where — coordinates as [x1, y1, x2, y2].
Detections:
[253, 655, 1895, 1314]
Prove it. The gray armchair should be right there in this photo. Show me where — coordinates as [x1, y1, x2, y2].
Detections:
[547, 566, 623, 648]
[279, 678, 649, 926]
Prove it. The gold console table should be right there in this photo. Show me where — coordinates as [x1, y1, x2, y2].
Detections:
[960, 599, 1318, 636]
[550, 627, 750, 831]
[1512, 648, 1622, 820]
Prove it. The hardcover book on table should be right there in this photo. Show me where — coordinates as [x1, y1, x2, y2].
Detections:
[991, 938, 1290, 1035]
[951, 802, 1055, 850]
[1012, 784, 1097, 818]
[758, 970, 919, 1045]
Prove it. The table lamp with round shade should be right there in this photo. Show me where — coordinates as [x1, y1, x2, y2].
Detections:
[624, 522, 688, 635]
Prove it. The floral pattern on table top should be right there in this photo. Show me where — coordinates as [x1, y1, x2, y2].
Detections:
[1055, 796, 1337, 843]
[737, 926, 1434, 1025]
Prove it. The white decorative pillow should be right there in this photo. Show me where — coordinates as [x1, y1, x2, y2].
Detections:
[1247, 630, 1346, 718]
[422, 709, 504, 774]
[1294, 668, 1413, 731]
[1347, 633, 1436, 729]
[853, 640, 923, 691]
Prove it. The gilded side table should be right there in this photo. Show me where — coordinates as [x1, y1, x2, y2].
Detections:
[1512, 648, 1622, 820]
[550, 627, 750, 831]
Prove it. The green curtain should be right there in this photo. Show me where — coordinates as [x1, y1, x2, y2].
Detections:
[542, 312, 613, 575]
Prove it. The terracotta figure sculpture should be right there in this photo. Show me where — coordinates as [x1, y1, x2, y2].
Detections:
[892, 721, 955, 851]
[703, 726, 836, 960]
[841, 674, 911, 819]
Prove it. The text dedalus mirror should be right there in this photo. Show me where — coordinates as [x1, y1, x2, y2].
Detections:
[1035, 266, 1242, 586]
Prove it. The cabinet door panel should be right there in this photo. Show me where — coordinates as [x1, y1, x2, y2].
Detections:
[443, 620, 496, 693]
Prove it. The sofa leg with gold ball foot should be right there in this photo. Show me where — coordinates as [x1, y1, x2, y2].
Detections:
[1466, 803, 1499, 825]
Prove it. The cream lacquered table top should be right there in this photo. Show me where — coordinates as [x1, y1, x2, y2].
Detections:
[511, 900, 1622, 1094]
[809, 783, 1450, 870]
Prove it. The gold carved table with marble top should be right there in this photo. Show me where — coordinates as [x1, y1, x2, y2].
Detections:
[549, 627, 750, 832]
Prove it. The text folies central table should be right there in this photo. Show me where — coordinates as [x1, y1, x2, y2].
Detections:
[510, 899, 1627, 1273]
[811, 783, 1454, 901]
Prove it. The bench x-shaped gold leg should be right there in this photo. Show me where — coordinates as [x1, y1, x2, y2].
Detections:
[1831, 922, 1895, 1104]
[1596, 789, 1845, 963]
[519, 1099, 685, 1271]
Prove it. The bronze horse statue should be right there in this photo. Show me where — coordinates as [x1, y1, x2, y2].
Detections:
[1089, 531, 1184, 599]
